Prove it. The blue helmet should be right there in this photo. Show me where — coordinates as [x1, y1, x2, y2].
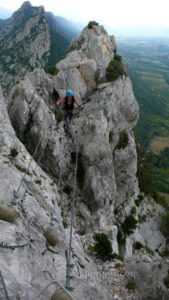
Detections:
[66, 89, 73, 96]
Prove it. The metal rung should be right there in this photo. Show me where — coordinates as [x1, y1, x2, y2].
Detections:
[66, 287, 75, 292]
[66, 263, 75, 268]
[66, 275, 75, 280]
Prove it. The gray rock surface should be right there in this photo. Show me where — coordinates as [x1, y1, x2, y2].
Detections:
[1, 24, 168, 299]
[125, 254, 169, 299]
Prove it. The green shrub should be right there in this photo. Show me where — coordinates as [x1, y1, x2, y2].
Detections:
[114, 54, 122, 62]
[77, 155, 85, 189]
[106, 59, 127, 82]
[88, 21, 99, 29]
[161, 210, 169, 238]
[116, 131, 129, 149]
[46, 65, 59, 76]
[93, 233, 114, 261]
[164, 272, 169, 288]
[122, 215, 138, 235]
[52, 106, 64, 123]
[161, 249, 169, 257]
[10, 148, 18, 157]
[135, 194, 144, 207]
[63, 219, 68, 228]
[134, 241, 143, 250]
[144, 245, 154, 255]
[63, 184, 73, 195]
[117, 215, 138, 248]
[153, 192, 169, 209]
[131, 206, 136, 215]
[117, 230, 125, 245]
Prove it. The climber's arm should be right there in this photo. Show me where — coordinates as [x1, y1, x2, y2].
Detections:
[56, 97, 65, 106]
[74, 98, 81, 107]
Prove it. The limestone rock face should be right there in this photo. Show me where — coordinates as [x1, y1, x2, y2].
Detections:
[3, 24, 168, 299]
[137, 196, 166, 252]
[69, 25, 116, 67]
[0, 87, 65, 300]
[55, 25, 116, 98]
[125, 254, 169, 300]
[8, 25, 139, 225]
[8, 71, 71, 179]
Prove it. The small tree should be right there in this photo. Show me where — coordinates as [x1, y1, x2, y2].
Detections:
[122, 215, 138, 235]
[52, 107, 64, 123]
[46, 65, 59, 76]
[93, 233, 113, 261]
[115, 131, 129, 149]
[88, 21, 99, 29]
[106, 59, 127, 82]
[10, 148, 18, 157]
[114, 54, 122, 62]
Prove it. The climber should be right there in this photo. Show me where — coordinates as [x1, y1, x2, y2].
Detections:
[56, 89, 81, 122]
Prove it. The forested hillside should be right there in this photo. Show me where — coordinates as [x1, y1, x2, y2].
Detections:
[118, 37, 169, 146]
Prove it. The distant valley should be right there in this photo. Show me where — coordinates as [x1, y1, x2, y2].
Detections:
[118, 37, 169, 147]
[118, 37, 169, 194]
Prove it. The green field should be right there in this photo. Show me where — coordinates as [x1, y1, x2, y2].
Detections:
[117, 37, 169, 147]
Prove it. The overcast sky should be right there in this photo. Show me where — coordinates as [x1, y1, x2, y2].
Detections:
[1, 0, 169, 28]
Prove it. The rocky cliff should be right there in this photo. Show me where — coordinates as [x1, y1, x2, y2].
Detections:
[0, 1, 79, 95]
[0, 23, 168, 300]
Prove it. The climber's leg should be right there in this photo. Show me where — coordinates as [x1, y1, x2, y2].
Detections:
[64, 110, 69, 122]
[68, 110, 73, 122]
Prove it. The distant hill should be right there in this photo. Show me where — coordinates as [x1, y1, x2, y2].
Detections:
[0, 1, 79, 94]
[0, 18, 7, 29]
